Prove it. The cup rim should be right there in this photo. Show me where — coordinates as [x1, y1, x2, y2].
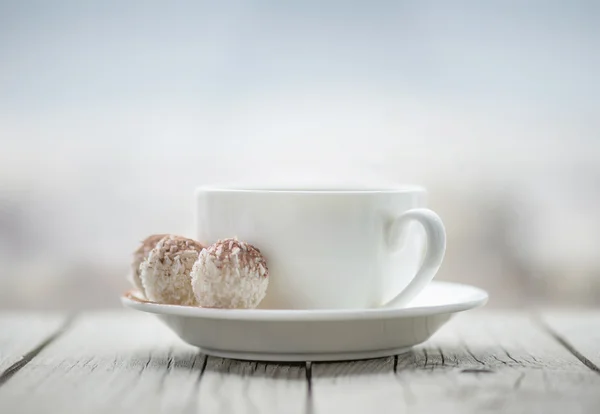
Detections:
[195, 184, 427, 195]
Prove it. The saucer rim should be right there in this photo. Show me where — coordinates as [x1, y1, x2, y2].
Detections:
[120, 281, 488, 322]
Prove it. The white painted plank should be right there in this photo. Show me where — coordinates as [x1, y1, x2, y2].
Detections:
[403, 311, 600, 414]
[540, 310, 600, 371]
[195, 357, 307, 414]
[0, 312, 202, 414]
[311, 311, 600, 414]
[2, 311, 600, 414]
[310, 356, 403, 414]
[0, 311, 307, 414]
[0, 313, 66, 374]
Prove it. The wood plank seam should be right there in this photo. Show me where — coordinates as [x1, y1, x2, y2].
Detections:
[182, 354, 208, 414]
[534, 315, 600, 375]
[393, 356, 418, 406]
[305, 361, 315, 414]
[305, 361, 312, 393]
[0, 315, 75, 387]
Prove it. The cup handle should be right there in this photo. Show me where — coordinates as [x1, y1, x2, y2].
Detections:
[382, 208, 446, 308]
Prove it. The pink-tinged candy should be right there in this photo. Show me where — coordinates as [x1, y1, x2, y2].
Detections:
[139, 235, 205, 305]
[191, 238, 269, 309]
[129, 234, 168, 297]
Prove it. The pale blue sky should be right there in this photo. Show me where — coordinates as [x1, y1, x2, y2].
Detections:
[1, 0, 598, 113]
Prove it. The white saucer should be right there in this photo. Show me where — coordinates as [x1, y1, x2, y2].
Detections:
[121, 281, 488, 362]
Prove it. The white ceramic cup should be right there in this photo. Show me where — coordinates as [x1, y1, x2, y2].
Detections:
[195, 185, 446, 310]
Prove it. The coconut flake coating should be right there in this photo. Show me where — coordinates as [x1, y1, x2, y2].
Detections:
[191, 238, 269, 309]
[129, 234, 168, 297]
[140, 235, 205, 305]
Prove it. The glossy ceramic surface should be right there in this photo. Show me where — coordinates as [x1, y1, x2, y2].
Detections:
[121, 281, 488, 361]
[195, 186, 446, 310]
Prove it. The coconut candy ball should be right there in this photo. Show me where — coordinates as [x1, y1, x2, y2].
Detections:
[139, 235, 205, 305]
[129, 234, 168, 297]
[191, 238, 269, 309]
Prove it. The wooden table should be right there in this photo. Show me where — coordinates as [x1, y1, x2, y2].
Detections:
[0, 310, 599, 414]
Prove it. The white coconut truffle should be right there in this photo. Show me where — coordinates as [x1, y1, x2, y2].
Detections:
[139, 235, 205, 305]
[129, 234, 168, 297]
[191, 238, 269, 309]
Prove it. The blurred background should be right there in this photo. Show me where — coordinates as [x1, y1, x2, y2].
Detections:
[1, 0, 599, 310]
